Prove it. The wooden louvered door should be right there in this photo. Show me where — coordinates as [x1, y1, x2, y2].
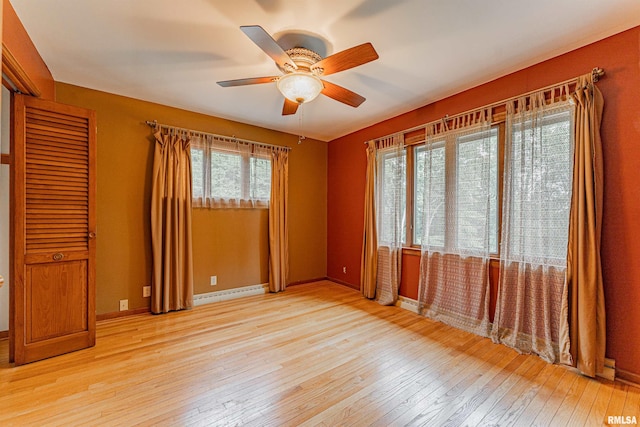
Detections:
[10, 94, 96, 365]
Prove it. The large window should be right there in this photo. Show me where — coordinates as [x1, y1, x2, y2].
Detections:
[378, 105, 576, 262]
[191, 141, 271, 208]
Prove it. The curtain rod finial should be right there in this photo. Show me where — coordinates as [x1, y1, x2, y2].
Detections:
[592, 67, 604, 82]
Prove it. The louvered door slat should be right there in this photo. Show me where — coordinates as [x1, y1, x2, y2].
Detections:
[11, 94, 96, 365]
[27, 108, 89, 126]
[27, 147, 88, 161]
[26, 134, 89, 150]
[26, 122, 88, 139]
[26, 117, 89, 133]
[27, 163, 87, 176]
[26, 129, 88, 145]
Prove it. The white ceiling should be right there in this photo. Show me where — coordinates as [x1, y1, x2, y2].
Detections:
[10, 0, 640, 141]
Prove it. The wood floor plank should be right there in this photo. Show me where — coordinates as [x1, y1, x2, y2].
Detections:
[470, 355, 548, 426]
[622, 386, 640, 423]
[603, 382, 630, 425]
[501, 362, 567, 425]
[0, 280, 637, 426]
[301, 331, 496, 426]
[293, 329, 480, 426]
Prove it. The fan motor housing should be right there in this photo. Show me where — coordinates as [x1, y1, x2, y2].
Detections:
[280, 47, 324, 75]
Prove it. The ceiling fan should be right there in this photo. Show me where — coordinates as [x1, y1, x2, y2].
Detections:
[217, 26, 379, 115]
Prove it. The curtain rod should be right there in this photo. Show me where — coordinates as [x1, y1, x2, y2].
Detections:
[366, 67, 604, 144]
[145, 120, 291, 152]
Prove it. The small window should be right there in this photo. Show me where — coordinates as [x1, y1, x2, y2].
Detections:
[456, 129, 499, 254]
[210, 150, 243, 199]
[378, 149, 406, 244]
[414, 142, 445, 247]
[191, 142, 271, 208]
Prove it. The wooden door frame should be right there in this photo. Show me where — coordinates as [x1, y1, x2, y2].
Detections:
[1, 45, 31, 360]
[2, 41, 49, 362]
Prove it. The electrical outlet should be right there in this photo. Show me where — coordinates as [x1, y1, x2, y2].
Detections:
[210, 275, 217, 286]
[119, 299, 128, 311]
[143, 286, 151, 298]
[343, 266, 347, 274]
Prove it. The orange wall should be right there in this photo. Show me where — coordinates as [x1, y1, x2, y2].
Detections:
[2, 0, 54, 100]
[328, 27, 640, 379]
[56, 83, 327, 315]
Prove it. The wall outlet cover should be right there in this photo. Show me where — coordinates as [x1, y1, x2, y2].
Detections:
[210, 275, 217, 286]
[143, 286, 151, 298]
[119, 299, 128, 311]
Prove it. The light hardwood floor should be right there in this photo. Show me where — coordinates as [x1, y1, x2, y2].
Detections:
[0, 281, 638, 426]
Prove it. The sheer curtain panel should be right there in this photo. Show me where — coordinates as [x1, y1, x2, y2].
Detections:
[417, 111, 495, 337]
[375, 134, 405, 305]
[151, 128, 194, 313]
[492, 89, 575, 364]
[191, 135, 271, 209]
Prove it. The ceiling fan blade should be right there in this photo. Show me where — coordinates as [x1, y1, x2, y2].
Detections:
[311, 43, 378, 76]
[240, 25, 298, 71]
[217, 76, 279, 87]
[321, 80, 366, 107]
[282, 98, 299, 115]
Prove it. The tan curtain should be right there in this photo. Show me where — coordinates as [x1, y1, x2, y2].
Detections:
[564, 73, 606, 377]
[150, 129, 194, 313]
[360, 140, 378, 299]
[268, 149, 289, 292]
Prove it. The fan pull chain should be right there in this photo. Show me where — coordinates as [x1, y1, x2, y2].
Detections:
[298, 104, 305, 144]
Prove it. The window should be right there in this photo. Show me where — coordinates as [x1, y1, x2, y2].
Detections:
[456, 129, 499, 253]
[191, 139, 271, 208]
[377, 149, 406, 244]
[504, 106, 574, 265]
[414, 127, 499, 254]
[379, 106, 573, 261]
[414, 142, 445, 247]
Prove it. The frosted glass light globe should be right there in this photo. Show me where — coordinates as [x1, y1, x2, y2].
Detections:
[277, 72, 323, 104]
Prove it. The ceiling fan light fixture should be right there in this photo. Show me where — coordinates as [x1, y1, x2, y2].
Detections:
[277, 72, 323, 104]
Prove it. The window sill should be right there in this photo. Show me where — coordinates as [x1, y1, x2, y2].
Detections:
[402, 247, 421, 256]
[401, 246, 501, 265]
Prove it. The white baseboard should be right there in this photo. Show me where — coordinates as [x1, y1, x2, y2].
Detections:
[193, 283, 269, 307]
[396, 295, 419, 314]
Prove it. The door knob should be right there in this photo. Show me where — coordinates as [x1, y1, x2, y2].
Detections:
[0, 275, 4, 286]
